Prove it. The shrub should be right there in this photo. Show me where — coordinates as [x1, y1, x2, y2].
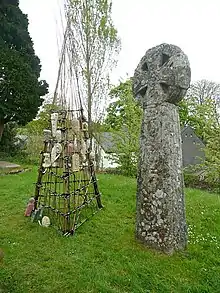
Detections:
[183, 168, 220, 193]
[0, 122, 20, 156]
[21, 135, 43, 164]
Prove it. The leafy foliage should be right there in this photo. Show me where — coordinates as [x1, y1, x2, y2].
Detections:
[179, 96, 219, 141]
[15, 103, 61, 164]
[202, 127, 220, 190]
[20, 103, 61, 135]
[0, 122, 19, 155]
[66, 0, 120, 136]
[180, 80, 220, 188]
[0, 1, 48, 137]
[105, 79, 142, 176]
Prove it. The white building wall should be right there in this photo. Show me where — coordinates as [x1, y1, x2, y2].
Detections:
[100, 149, 119, 169]
[91, 137, 120, 170]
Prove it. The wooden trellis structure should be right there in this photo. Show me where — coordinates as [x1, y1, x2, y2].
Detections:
[30, 6, 103, 235]
[32, 109, 102, 235]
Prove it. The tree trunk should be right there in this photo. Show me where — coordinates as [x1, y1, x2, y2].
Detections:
[0, 120, 4, 141]
[95, 144, 101, 172]
[84, 0, 93, 153]
[87, 73, 92, 152]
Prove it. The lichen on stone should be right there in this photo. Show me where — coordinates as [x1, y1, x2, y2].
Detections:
[133, 43, 191, 255]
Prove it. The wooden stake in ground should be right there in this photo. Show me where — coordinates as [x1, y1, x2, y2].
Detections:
[132, 43, 191, 254]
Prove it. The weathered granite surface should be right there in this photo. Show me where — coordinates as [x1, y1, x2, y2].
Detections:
[132, 43, 191, 254]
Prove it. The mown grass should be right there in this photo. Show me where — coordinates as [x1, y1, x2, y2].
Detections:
[0, 168, 220, 293]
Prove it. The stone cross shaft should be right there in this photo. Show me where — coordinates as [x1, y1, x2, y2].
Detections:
[133, 43, 191, 254]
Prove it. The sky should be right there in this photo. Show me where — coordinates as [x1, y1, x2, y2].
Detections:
[19, 0, 220, 94]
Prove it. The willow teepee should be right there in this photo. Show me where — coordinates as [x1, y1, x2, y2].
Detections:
[31, 9, 103, 236]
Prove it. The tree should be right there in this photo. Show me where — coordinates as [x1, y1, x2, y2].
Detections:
[202, 126, 220, 189]
[179, 80, 220, 189]
[64, 0, 120, 150]
[179, 80, 220, 140]
[105, 79, 142, 176]
[187, 79, 220, 106]
[20, 103, 61, 135]
[0, 0, 49, 140]
[0, 121, 19, 155]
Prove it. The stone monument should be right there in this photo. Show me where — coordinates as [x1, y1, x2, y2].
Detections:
[132, 43, 191, 254]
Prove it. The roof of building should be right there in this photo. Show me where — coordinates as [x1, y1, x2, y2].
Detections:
[181, 125, 206, 146]
[98, 125, 205, 153]
[98, 132, 118, 153]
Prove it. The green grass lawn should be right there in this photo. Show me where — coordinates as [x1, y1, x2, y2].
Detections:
[0, 168, 220, 293]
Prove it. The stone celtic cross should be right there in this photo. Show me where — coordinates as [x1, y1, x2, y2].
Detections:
[132, 43, 191, 254]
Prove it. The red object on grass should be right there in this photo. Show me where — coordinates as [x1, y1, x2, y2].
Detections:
[24, 198, 35, 217]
